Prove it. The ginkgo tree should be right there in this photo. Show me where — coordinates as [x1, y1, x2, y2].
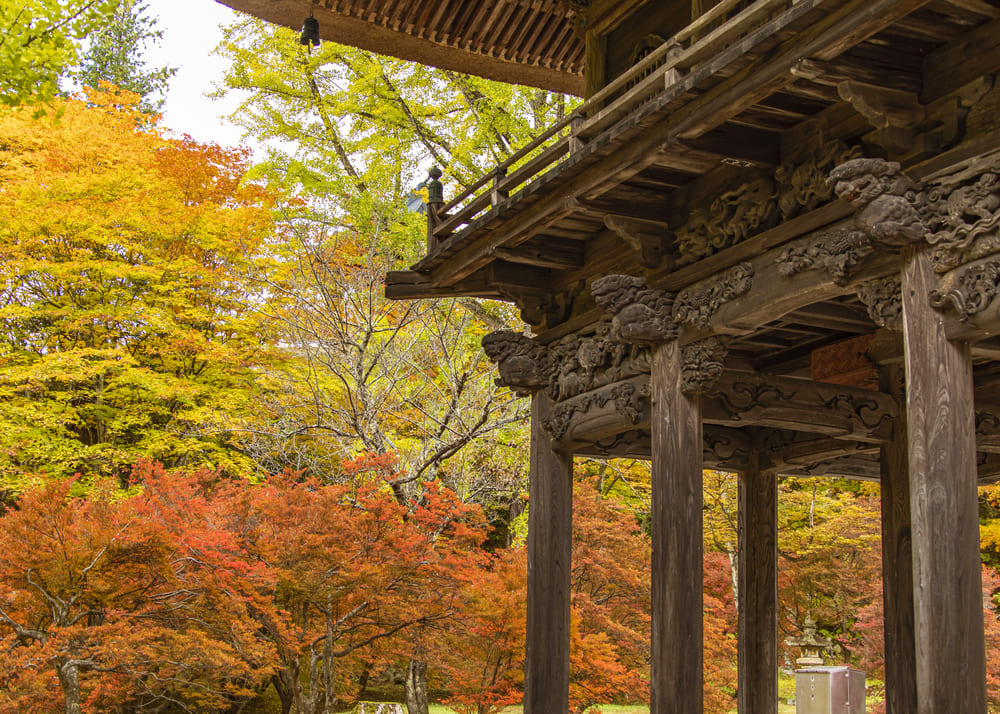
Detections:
[212, 16, 563, 513]
[0, 87, 282, 491]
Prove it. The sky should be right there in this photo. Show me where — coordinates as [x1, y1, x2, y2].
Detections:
[143, 0, 250, 147]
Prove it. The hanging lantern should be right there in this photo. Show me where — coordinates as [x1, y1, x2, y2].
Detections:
[300, 15, 320, 47]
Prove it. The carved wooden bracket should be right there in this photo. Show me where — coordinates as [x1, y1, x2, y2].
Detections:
[604, 214, 668, 268]
[829, 157, 926, 246]
[591, 274, 677, 345]
[481, 331, 549, 395]
[837, 81, 925, 155]
[543, 376, 648, 442]
[681, 337, 728, 394]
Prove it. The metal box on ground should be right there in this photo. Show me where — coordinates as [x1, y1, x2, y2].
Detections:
[795, 666, 865, 714]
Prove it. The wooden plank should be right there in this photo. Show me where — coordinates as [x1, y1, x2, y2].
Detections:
[524, 391, 573, 714]
[737, 450, 778, 714]
[492, 239, 585, 270]
[811, 333, 879, 390]
[581, 0, 648, 35]
[777, 454, 881, 480]
[900, 246, 986, 714]
[650, 340, 704, 714]
[921, 16, 1000, 103]
[878, 364, 918, 714]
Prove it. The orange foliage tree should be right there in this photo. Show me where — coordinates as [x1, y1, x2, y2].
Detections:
[0, 467, 277, 713]
[220, 457, 492, 714]
[438, 481, 652, 714]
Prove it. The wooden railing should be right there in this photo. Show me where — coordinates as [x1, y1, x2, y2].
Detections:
[427, 0, 808, 244]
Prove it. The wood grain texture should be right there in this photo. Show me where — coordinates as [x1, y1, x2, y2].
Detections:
[901, 246, 986, 714]
[878, 364, 917, 714]
[650, 341, 704, 714]
[524, 391, 573, 714]
[737, 450, 778, 714]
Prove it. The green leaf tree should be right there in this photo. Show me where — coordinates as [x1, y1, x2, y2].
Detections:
[0, 0, 120, 107]
[78, 0, 175, 112]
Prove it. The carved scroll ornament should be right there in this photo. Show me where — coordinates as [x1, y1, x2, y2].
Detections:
[711, 375, 895, 440]
[775, 141, 862, 220]
[828, 158, 925, 246]
[777, 228, 873, 285]
[543, 380, 648, 441]
[921, 155, 1000, 271]
[676, 177, 777, 264]
[681, 337, 728, 394]
[591, 274, 676, 345]
[673, 263, 754, 328]
[856, 277, 903, 329]
[929, 257, 1000, 320]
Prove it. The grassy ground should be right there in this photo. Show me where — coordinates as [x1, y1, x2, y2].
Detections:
[425, 672, 878, 713]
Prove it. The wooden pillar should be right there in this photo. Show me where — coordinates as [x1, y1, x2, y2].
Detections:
[737, 449, 777, 714]
[901, 246, 986, 712]
[878, 364, 917, 714]
[650, 340, 704, 714]
[524, 390, 573, 714]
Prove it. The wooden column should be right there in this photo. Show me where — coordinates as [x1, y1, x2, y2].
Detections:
[901, 246, 986, 713]
[878, 364, 917, 714]
[737, 449, 777, 714]
[650, 340, 704, 714]
[524, 390, 573, 714]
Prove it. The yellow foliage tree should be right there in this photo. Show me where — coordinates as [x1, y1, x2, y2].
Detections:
[0, 88, 281, 490]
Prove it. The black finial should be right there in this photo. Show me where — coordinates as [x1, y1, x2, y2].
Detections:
[426, 166, 444, 204]
[300, 13, 320, 47]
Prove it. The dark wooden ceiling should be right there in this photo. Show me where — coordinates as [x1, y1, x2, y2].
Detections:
[215, 0, 587, 94]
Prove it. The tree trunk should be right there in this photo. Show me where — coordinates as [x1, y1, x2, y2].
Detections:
[56, 660, 83, 714]
[272, 673, 293, 714]
[404, 658, 429, 714]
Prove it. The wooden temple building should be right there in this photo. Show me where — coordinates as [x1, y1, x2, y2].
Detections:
[222, 0, 1000, 711]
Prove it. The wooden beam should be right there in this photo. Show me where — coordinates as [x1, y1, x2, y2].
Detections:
[584, 31, 607, 99]
[651, 341, 704, 714]
[668, 0, 936, 140]
[878, 365, 917, 714]
[384, 270, 504, 300]
[704, 372, 898, 443]
[777, 454, 882, 480]
[901, 246, 986, 713]
[737, 450, 778, 714]
[524, 392, 572, 714]
[574, 425, 751, 467]
[551, 371, 898, 448]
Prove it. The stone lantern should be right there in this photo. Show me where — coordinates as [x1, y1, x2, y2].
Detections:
[786, 615, 832, 668]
